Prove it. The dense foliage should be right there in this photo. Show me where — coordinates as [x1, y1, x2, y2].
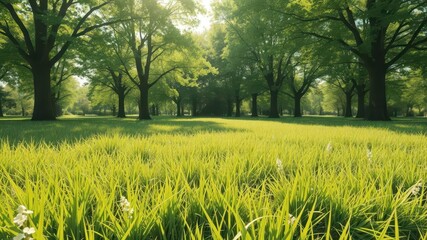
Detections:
[0, 0, 425, 120]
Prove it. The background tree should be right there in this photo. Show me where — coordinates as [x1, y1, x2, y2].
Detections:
[292, 0, 427, 120]
[80, 27, 135, 118]
[282, 48, 323, 117]
[219, 0, 297, 118]
[327, 62, 359, 118]
[0, 0, 118, 120]
[115, 0, 198, 120]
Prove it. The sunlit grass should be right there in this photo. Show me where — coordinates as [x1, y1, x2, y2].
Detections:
[0, 117, 427, 239]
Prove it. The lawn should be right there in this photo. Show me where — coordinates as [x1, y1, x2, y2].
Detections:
[0, 116, 427, 239]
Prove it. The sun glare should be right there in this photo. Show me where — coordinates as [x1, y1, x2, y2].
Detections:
[195, 0, 213, 33]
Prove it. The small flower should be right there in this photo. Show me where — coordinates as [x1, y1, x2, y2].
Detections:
[326, 142, 333, 153]
[367, 149, 372, 161]
[17, 205, 33, 215]
[120, 196, 134, 217]
[288, 214, 296, 225]
[13, 213, 27, 227]
[23, 227, 36, 235]
[367, 143, 373, 161]
[276, 158, 284, 174]
[13, 233, 25, 240]
[410, 181, 423, 196]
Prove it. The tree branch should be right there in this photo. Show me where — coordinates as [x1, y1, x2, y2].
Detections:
[0, 1, 35, 55]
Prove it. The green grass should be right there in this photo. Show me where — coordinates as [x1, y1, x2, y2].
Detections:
[1, 116, 427, 239]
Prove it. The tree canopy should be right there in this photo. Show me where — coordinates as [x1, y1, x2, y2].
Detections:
[0, 0, 425, 120]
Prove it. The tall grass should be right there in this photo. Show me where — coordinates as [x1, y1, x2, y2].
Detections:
[0, 117, 426, 239]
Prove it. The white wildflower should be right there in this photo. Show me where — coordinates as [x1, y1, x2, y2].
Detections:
[410, 181, 423, 196]
[14, 205, 33, 227]
[13, 233, 25, 240]
[23, 227, 36, 235]
[326, 142, 333, 153]
[120, 196, 134, 217]
[367, 149, 372, 161]
[367, 143, 373, 161]
[276, 158, 284, 174]
[288, 214, 296, 225]
[13, 213, 27, 227]
[17, 205, 33, 215]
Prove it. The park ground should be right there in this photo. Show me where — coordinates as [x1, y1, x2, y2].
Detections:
[0, 116, 427, 239]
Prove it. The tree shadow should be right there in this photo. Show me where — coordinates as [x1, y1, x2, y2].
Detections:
[0, 116, 245, 146]
[233, 116, 427, 135]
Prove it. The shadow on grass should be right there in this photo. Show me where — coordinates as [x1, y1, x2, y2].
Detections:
[1, 115, 425, 146]
[229, 115, 427, 135]
[0, 116, 245, 146]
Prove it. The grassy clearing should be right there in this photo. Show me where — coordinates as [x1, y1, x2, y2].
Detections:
[0, 117, 427, 239]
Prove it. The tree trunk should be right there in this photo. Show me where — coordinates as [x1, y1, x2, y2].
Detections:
[138, 86, 151, 120]
[355, 85, 366, 118]
[269, 90, 280, 118]
[0, 99, 3, 117]
[191, 97, 197, 117]
[294, 95, 302, 117]
[31, 65, 56, 120]
[344, 92, 353, 117]
[176, 99, 182, 117]
[226, 98, 233, 117]
[112, 104, 117, 117]
[251, 93, 258, 117]
[117, 92, 126, 118]
[367, 65, 389, 120]
[235, 91, 241, 117]
[55, 102, 63, 117]
[150, 104, 156, 116]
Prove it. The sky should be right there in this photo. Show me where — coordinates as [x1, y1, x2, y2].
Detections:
[195, 0, 213, 33]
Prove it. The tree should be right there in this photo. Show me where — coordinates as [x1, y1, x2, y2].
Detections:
[321, 82, 345, 116]
[0, 68, 9, 116]
[282, 48, 323, 117]
[400, 69, 426, 116]
[292, 0, 427, 120]
[80, 27, 135, 118]
[51, 56, 79, 116]
[115, 0, 198, 120]
[0, 0, 118, 120]
[0, 84, 16, 117]
[327, 62, 359, 118]
[164, 47, 214, 117]
[219, 0, 296, 118]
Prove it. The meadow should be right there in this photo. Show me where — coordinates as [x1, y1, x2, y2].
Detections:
[0, 116, 427, 239]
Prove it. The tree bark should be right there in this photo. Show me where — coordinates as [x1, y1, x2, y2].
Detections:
[0, 99, 3, 117]
[176, 99, 182, 117]
[355, 85, 366, 118]
[269, 90, 280, 118]
[344, 92, 353, 118]
[294, 95, 302, 117]
[251, 93, 258, 117]
[235, 91, 241, 117]
[226, 98, 233, 117]
[117, 92, 126, 118]
[138, 86, 151, 120]
[367, 65, 390, 121]
[31, 64, 56, 120]
[191, 97, 197, 117]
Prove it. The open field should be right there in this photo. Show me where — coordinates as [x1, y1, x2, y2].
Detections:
[1, 117, 427, 239]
